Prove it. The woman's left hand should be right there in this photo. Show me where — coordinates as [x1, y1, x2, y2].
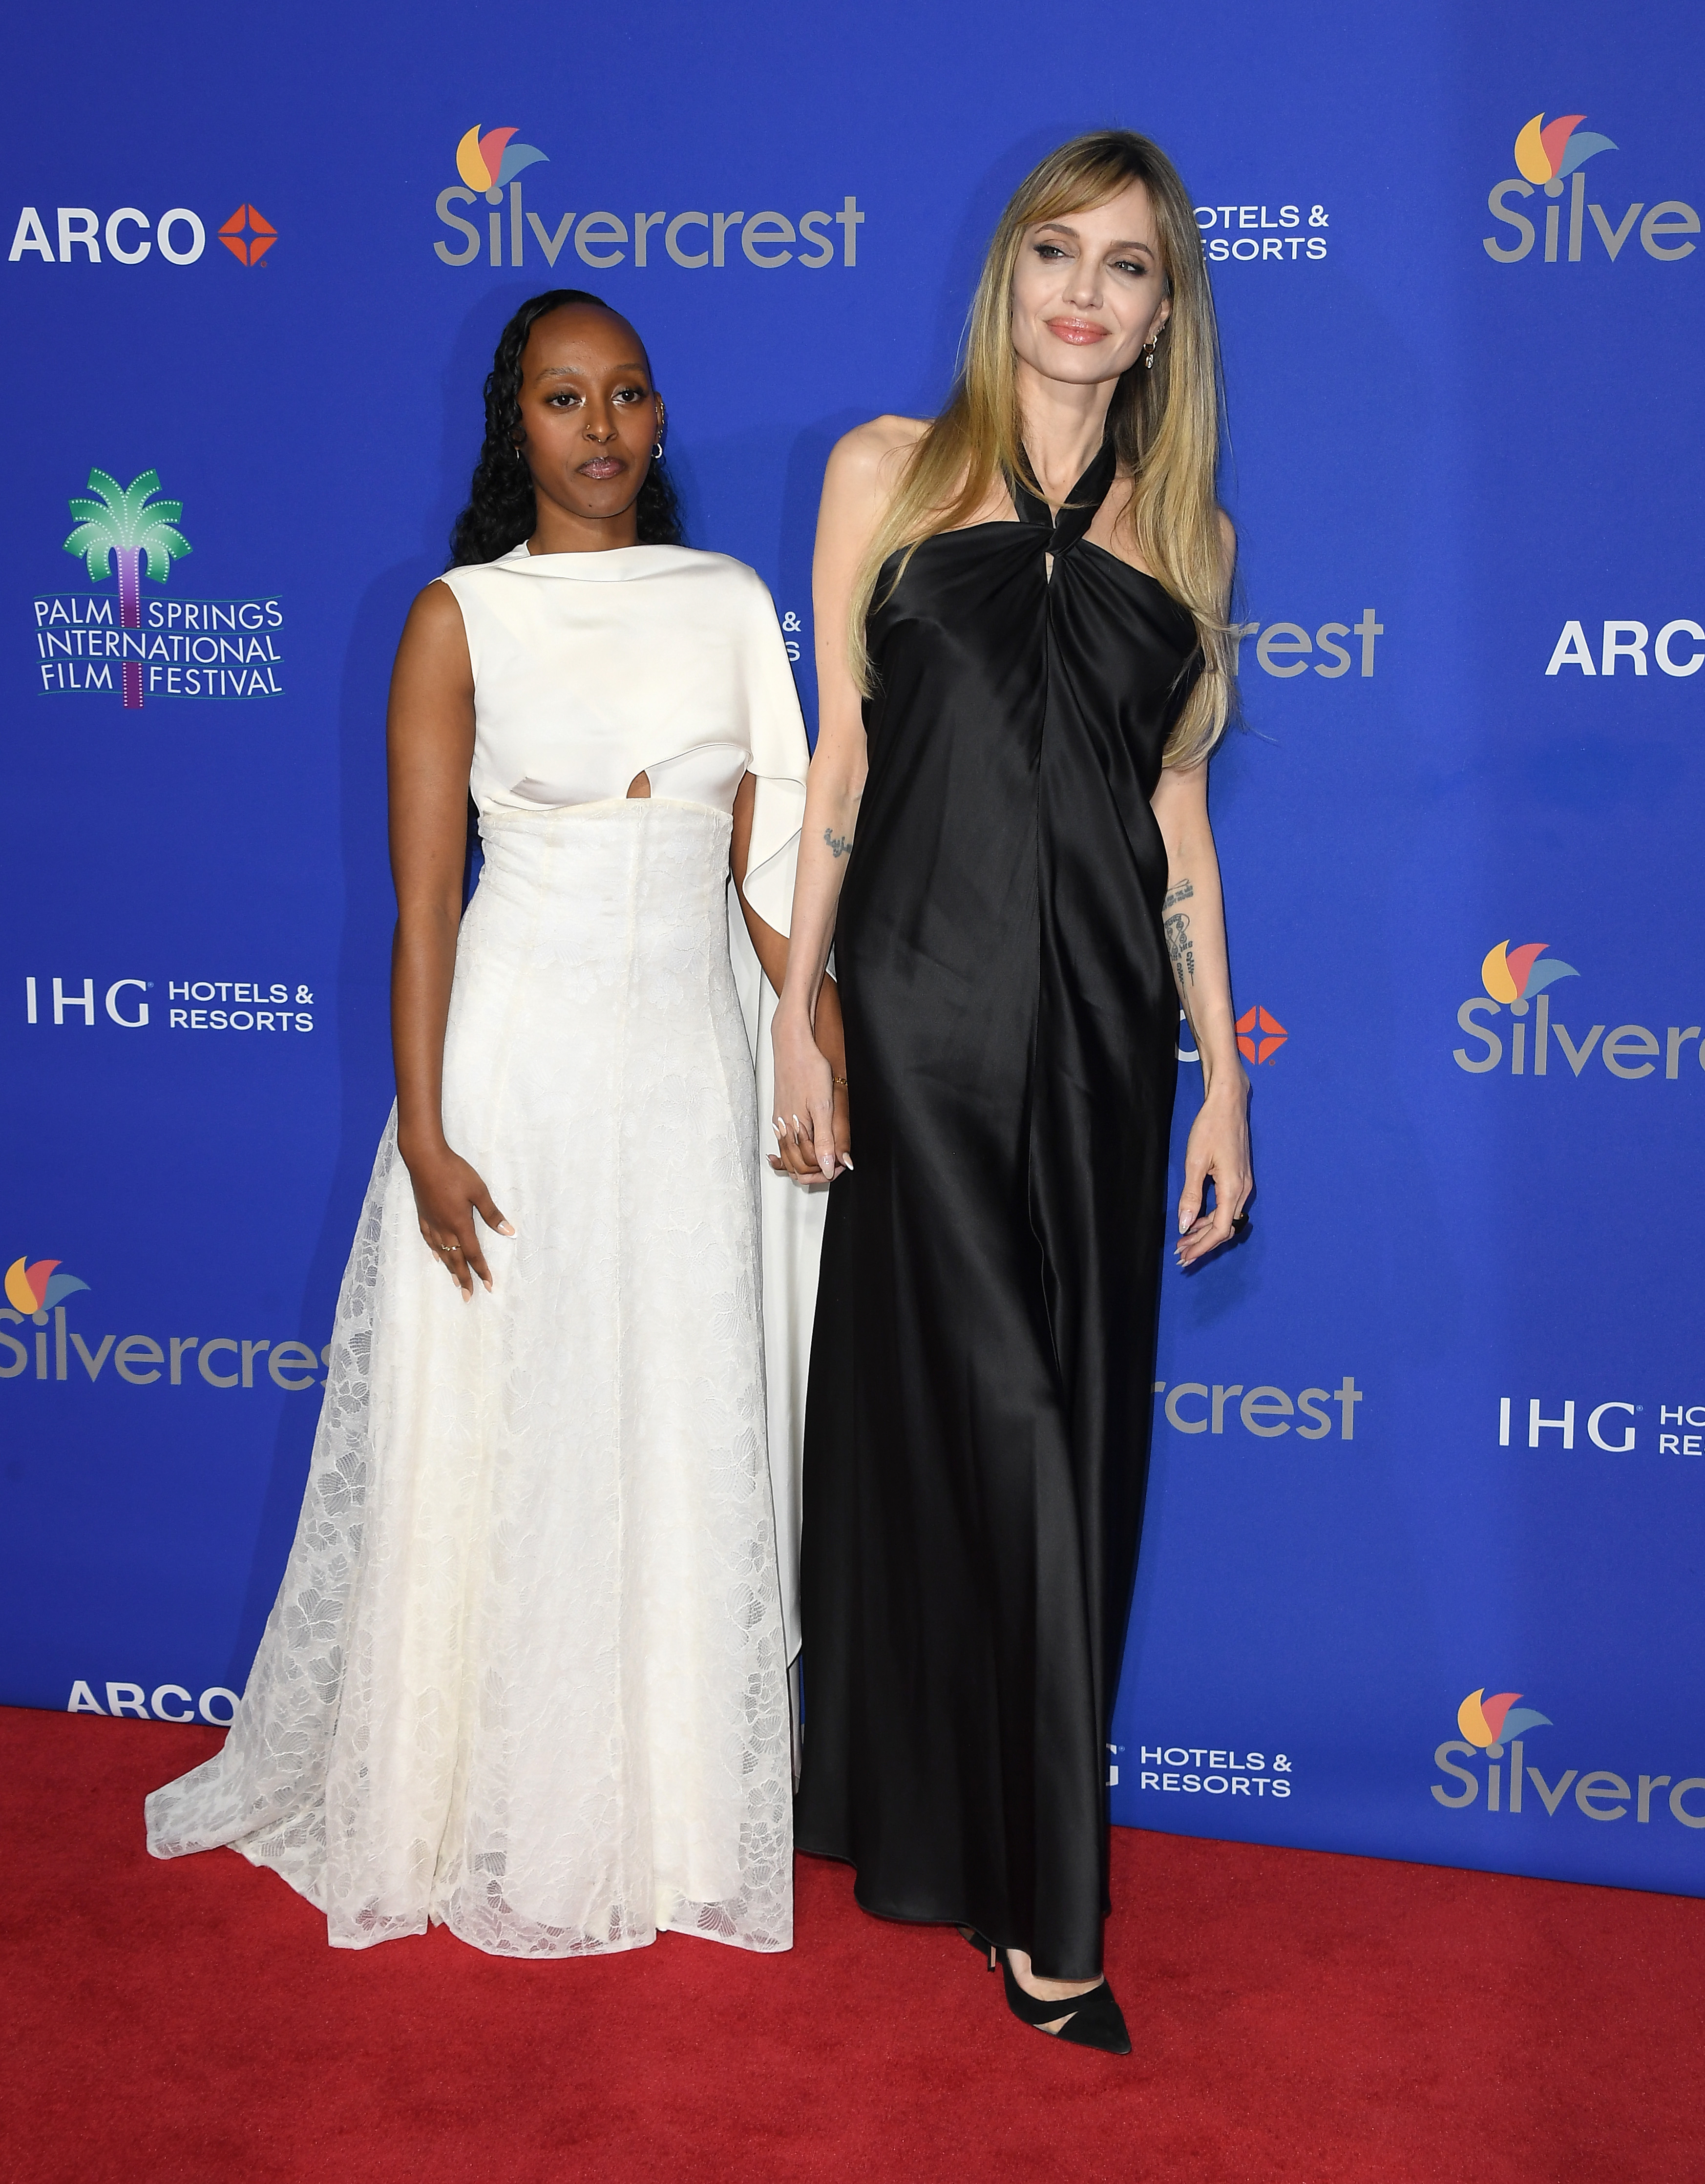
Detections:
[1175, 1081, 1252, 1267]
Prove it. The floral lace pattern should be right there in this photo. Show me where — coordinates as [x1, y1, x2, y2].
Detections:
[147, 801, 793, 1955]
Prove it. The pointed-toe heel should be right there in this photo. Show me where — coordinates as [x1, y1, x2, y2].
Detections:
[999, 1959, 1131, 2055]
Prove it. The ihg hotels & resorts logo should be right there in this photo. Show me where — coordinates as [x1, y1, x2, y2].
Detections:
[31, 467, 284, 707]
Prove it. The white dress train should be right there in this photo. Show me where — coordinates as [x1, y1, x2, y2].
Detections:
[146, 545, 825, 1954]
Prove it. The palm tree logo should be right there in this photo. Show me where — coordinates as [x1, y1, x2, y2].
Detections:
[63, 468, 191, 710]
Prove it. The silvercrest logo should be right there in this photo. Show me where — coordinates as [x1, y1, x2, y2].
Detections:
[434, 123, 863, 273]
[1483, 111, 1698, 264]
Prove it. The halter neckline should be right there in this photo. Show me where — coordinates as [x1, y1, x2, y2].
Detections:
[1006, 431, 1119, 556]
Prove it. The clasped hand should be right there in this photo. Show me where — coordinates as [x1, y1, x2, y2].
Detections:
[771, 1012, 853, 1184]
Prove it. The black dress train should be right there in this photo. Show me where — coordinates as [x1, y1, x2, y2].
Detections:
[794, 436, 1201, 1979]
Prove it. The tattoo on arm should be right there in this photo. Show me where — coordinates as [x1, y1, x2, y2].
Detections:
[823, 828, 853, 861]
[1163, 879, 1195, 910]
[1164, 910, 1197, 988]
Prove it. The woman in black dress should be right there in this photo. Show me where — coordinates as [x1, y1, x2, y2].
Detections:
[771, 130, 1251, 2051]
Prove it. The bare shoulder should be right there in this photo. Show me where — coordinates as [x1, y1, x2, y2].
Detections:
[1217, 507, 1237, 584]
[394, 576, 471, 684]
[836, 412, 929, 462]
[408, 576, 466, 631]
[826, 413, 929, 496]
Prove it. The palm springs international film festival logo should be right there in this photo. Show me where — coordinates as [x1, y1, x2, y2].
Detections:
[1433, 1688, 1705, 1833]
[1484, 111, 1699, 264]
[1452, 940, 1705, 1085]
[434, 123, 865, 272]
[32, 468, 284, 707]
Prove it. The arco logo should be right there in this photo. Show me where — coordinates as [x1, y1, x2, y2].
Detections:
[4, 1256, 88, 1321]
[1236, 1003, 1287, 1065]
[1479, 940, 1576, 1005]
[1486, 109, 1699, 265]
[217, 206, 276, 267]
[7, 203, 274, 268]
[63, 468, 190, 710]
[455, 125, 547, 202]
[1457, 1687, 1552, 1749]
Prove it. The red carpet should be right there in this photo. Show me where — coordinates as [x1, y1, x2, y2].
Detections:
[2, 1709, 1700, 2184]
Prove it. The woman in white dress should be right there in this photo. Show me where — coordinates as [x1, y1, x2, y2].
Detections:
[146, 289, 834, 1957]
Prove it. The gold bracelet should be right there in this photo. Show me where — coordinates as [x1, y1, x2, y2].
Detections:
[833, 1075, 850, 1088]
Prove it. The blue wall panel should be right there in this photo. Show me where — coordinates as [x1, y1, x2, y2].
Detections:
[4, 0, 1701, 1891]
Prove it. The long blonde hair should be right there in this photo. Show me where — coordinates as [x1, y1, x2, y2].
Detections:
[850, 129, 1233, 768]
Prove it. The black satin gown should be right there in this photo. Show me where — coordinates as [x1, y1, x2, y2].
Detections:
[794, 437, 1202, 1980]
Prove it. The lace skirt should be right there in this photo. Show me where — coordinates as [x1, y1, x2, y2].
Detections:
[146, 799, 793, 1955]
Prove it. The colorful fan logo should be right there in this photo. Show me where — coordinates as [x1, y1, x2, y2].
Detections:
[1480, 941, 1578, 1004]
[1236, 1003, 1287, 1066]
[1457, 1688, 1552, 1748]
[4, 1256, 90, 1319]
[1513, 113, 1617, 186]
[455, 126, 549, 198]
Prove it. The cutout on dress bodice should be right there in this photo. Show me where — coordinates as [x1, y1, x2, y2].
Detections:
[511, 740, 749, 819]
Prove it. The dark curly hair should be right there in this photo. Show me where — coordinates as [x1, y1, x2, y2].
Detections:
[448, 288, 683, 566]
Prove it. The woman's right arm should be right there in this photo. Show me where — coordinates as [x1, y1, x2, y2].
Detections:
[771, 421, 911, 1182]
[388, 581, 512, 1297]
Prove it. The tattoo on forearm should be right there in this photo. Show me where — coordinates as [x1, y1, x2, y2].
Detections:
[1163, 879, 1195, 910]
[1164, 911, 1197, 987]
[823, 828, 853, 860]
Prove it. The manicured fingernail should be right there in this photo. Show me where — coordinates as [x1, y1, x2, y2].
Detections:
[842, 1155, 854, 1171]
[498, 1221, 516, 1237]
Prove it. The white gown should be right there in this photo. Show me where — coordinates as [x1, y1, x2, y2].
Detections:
[146, 544, 825, 1955]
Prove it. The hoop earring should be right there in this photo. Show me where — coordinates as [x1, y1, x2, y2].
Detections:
[653, 441, 664, 462]
[1141, 339, 1158, 372]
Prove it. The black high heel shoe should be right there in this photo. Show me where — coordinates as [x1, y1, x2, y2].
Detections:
[998, 1957, 1132, 2055]
[956, 1925, 998, 1970]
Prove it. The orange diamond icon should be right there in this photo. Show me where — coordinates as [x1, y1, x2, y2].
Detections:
[1236, 1003, 1287, 1066]
[218, 205, 277, 267]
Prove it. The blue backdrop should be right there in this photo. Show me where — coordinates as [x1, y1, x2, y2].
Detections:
[4, 0, 1702, 1898]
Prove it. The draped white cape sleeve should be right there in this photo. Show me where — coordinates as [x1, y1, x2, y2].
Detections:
[725, 583, 827, 1668]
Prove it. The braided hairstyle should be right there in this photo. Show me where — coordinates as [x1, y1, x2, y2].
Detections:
[448, 288, 683, 566]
